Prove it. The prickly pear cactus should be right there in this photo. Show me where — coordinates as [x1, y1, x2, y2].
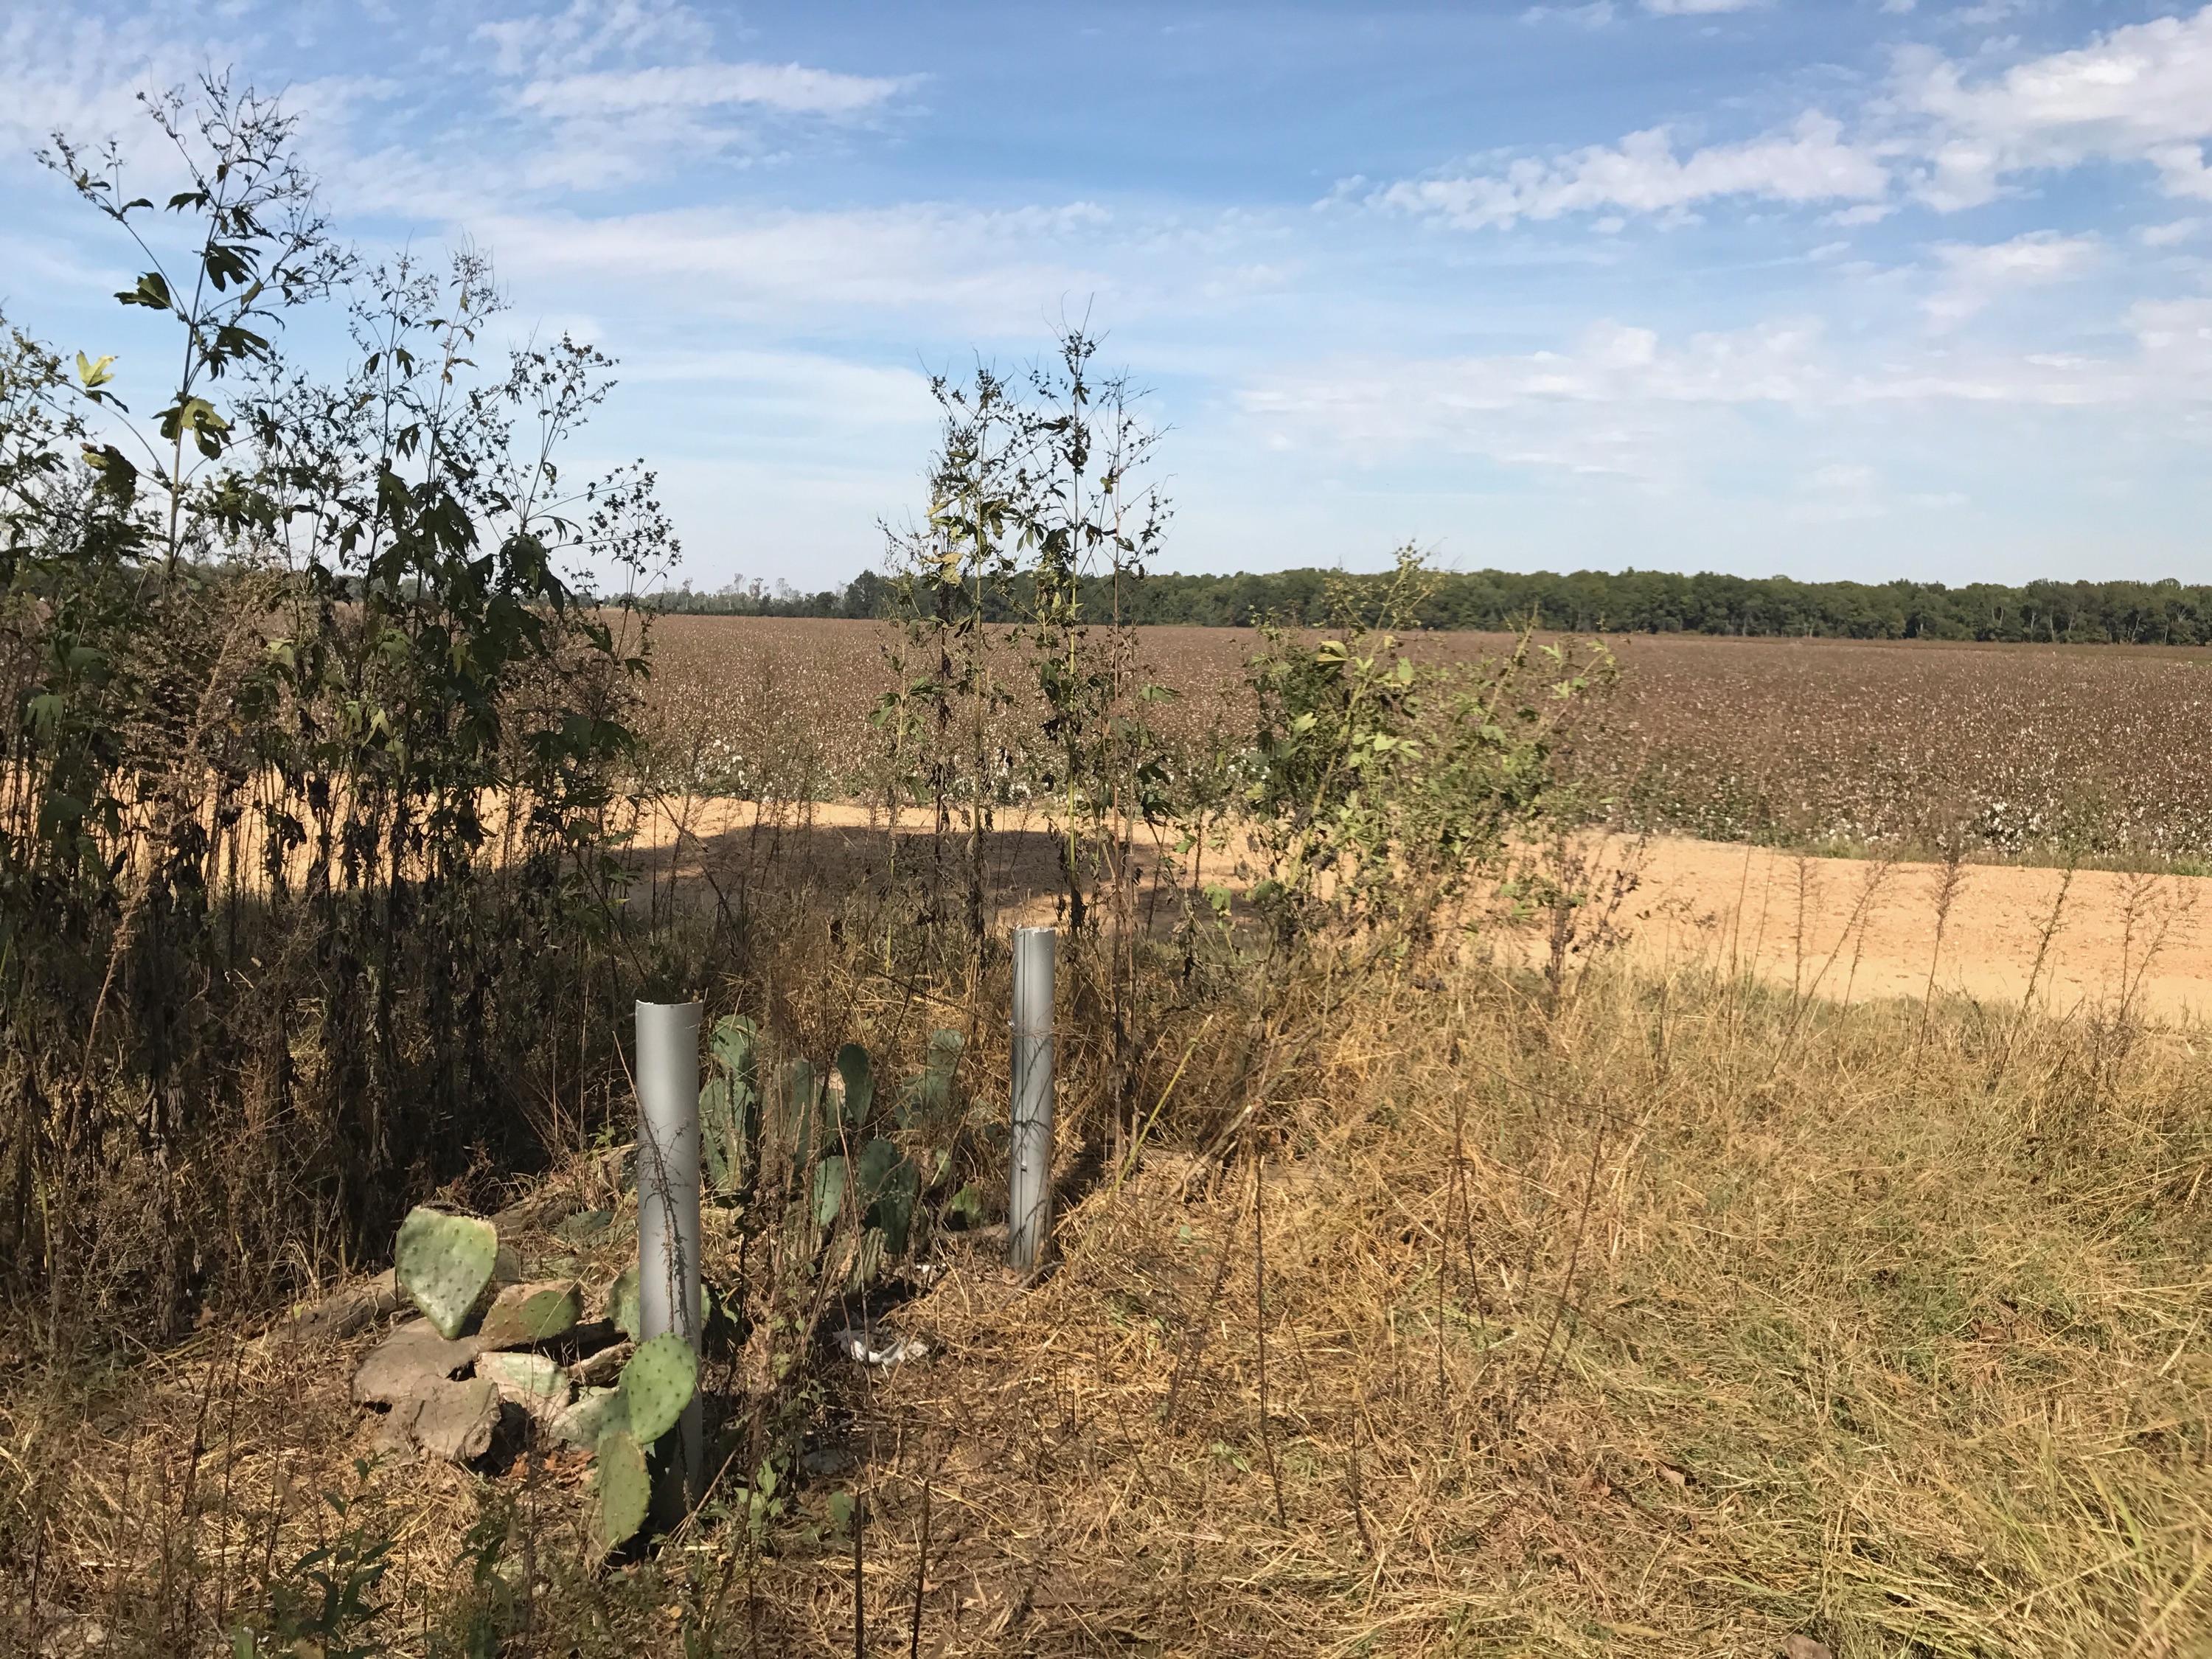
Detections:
[607, 1265, 641, 1342]
[477, 1350, 571, 1419]
[812, 1155, 847, 1227]
[834, 1043, 873, 1130]
[858, 1138, 922, 1256]
[899, 1029, 964, 1125]
[619, 1332, 699, 1447]
[783, 1059, 818, 1156]
[475, 1279, 581, 1350]
[703, 1014, 760, 1197]
[591, 1428, 652, 1554]
[552, 1385, 627, 1450]
[394, 1207, 498, 1340]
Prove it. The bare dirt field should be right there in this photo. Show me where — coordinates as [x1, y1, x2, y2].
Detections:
[634, 791, 2212, 1023]
[1600, 835, 2207, 1021]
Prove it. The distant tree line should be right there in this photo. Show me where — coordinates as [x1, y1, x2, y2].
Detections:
[653, 566, 2212, 644]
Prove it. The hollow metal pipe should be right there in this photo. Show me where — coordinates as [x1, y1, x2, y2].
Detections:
[1009, 927, 1057, 1271]
[635, 998, 703, 1514]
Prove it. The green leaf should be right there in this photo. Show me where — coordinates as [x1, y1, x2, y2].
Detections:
[116, 271, 174, 311]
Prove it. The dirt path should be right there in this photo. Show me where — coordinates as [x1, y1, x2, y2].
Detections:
[1597, 837, 2208, 1023]
[636, 797, 2212, 1023]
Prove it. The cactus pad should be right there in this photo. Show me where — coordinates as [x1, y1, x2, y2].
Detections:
[705, 1012, 761, 1196]
[607, 1265, 641, 1342]
[618, 1332, 698, 1447]
[394, 1208, 498, 1340]
[591, 1428, 652, 1553]
[812, 1155, 848, 1227]
[476, 1350, 571, 1419]
[858, 1139, 922, 1256]
[474, 1279, 582, 1350]
[900, 1029, 964, 1124]
[551, 1385, 628, 1450]
[834, 1043, 874, 1129]
[783, 1059, 818, 1155]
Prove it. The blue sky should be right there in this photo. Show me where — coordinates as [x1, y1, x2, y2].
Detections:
[5, 1, 2212, 590]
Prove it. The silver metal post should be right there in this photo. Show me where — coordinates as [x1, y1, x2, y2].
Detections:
[635, 999, 703, 1516]
[1009, 927, 1056, 1271]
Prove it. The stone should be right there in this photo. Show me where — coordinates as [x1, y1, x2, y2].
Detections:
[352, 1318, 476, 1406]
[407, 1376, 501, 1462]
[569, 1339, 632, 1387]
[279, 1269, 406, 1346]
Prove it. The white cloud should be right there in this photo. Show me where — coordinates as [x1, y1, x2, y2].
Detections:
[478, 201, 1120, 331]
[1239, 318, 1829, 482]
[1520, 3, 1618, 29]
[2141, 218, 2204, 246]
[1377, 113, 1886, 229]
[2126, 296, 2212, 378]
[1923, 230, 2099, 327]
[1897, 7, 2212, 209]
[1643, 0, 1765, 13]
[0, 10, 210, 164]
[476, 0, 714, 78]
[1237, 299, 2212, 490]
[516, 62, 903, 121]
[1792, 464, 1887, 524]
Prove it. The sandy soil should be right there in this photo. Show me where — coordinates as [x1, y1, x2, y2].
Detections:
[1598, 836, 2207, 1023]
[634, 796, 2212, 1023]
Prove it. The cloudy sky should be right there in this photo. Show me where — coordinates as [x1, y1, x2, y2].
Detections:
[5, 1, 2212, 589]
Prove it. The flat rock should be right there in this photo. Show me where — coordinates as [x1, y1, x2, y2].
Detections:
[408, 1376, 501, 1462]
[569, 1339, 632, 1387]
[352, 1318, 476, 1405]
[475, 1279, 582, 1350]
[281, 1269, 406, 1346]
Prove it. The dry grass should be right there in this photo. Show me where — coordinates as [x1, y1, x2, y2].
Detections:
[11, 926, 2211, 1657]
[13, 617, 2212, 1656]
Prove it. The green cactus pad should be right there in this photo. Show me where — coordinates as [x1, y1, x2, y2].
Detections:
[607, 1265, 641, 1342]
[550, 1385, 628, 1450]
[474, 1279, 582, 1350]
[783, 1060, 818, 1155]
[476, 1350, 571, 1419]
[394, 1208, 498, 1340]
[709, 1012, 760, 1079]
[834, 1043, 874, 1128]
[900, 1029, 965, 1124]
[619, 1332, 698, 1447]
[591, 1428, 652, 1554]
[705, 1014, 762, 1196]
[812, 1155, 848, 1227]
[859, 1141, 922, 1256]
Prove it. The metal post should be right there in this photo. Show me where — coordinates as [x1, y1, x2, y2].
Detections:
[1009, 927, 1056, 1272]
[635, 999, 703, 1517]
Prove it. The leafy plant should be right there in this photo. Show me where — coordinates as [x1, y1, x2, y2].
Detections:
[231, 1471, 393, 1659]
